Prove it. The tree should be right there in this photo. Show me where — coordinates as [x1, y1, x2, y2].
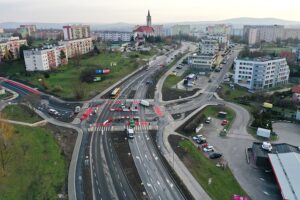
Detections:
[73, 49, 81, 66]
[72, 82, 85, 100]
[0, 113, 14, 176]
[60, 49, 66, 60]
[80, 68, 96, 83]
[93, 45, 100, 55]
[19, 45, 30, 60]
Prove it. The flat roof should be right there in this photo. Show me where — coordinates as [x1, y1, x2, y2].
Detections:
[268, 152, 300, 200]
[252, 142, 300, 158]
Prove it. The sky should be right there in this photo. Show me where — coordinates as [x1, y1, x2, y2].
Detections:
[1, 0, 300, 23]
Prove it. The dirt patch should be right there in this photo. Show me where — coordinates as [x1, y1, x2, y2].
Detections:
[162, 88, 199, 101]
[176, 109, 205, 136]
[148, 131, 195, 200]
[110, 131, 148, 200]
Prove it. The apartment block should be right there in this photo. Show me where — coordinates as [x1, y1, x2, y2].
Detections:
[189, 54, 216, 73]
[24, 45, 68, 71]
[171, 25, 191, 35]
[0, 28, 4, 34]
[199, 38, 219, 55]
[243, 25, 284, 44]
[234, 57, 290, 90]
[206, 24, 232, 35]
[283, 28, 300, 40]
[63, 25, 91, 41]
[94, 31, 133, 42]
[33, 30, 63, 40]
[17, 24, 37, 37]
[58, 38, 93, 58]
[0, 37, 27, 62]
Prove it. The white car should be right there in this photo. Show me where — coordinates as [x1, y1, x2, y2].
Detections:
[203, 145, 214, 152]
[197, 134, 206, 141]
[192, 136, 198, 141]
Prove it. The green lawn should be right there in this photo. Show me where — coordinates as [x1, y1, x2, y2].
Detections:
[2, 104, 42, 123]
[179, 140, 248, 200]
[0, 125, 66, 200]
[163, 74, 182, 89]
[0, 50, 156, 100]
[218, 83, 249, 101]
[261, 47, 293, 54]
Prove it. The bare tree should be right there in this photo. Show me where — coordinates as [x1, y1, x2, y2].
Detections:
[0, 113, 14, 176]
[72, 82, 85, 100]
[21, 93, 41, 117]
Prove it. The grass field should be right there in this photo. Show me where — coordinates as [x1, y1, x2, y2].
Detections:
[179, 140, 248, 200]
[218, 83, 249, 101]
[2, 104, 42, 123]
[0, 50, 156, 100]
[0, 125, 66, 200]
[261, 47, 293, 54]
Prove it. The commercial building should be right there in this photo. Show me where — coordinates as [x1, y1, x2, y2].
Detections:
[171, 25, 191, 35]
[243, 25, 284, 44]
[23, 45, 68, 71]
[206, 24, 232, 35]
[94, 31, 133, 42]
[0, 37, 27, 62]
[234, 57, 290, 90]
[58, 38, 93, 58]
[188, 53, 215, 73]
[17, 24, 37, 37]
[63, 24, 90, 41]
[199, 38, 219, 55]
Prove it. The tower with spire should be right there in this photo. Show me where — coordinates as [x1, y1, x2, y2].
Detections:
[146, 10, 152, 27]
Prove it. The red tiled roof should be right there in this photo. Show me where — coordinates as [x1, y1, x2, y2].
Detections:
[292, 86, 300, 93]
[133, 26, 154, 33]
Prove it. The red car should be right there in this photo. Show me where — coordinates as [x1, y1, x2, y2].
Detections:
[232, 194, 249, 200]
[221, 120, 229, 126]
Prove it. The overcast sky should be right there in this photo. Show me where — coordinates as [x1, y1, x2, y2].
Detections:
[1, 0, 300, 23]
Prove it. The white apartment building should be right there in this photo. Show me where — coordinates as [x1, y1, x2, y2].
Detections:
[199, 39, 219, 55]
[17, 24, 37, 37]
[63, 25, 90, 41]
[171, 25, 191, 35]
[58, 38, 93, 58]
[152, 25, 164, 36]
[0, 37, 27, 62]
[243, 25, 284, 44]
[234, 57, 290, 90]
[206, 24, 232, 35]
[94, 31, 133, 42]
[24, 45, 68, 71]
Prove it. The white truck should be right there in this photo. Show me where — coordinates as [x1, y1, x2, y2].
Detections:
[140, 100, 150, 107]
[126, 128, 135, 139]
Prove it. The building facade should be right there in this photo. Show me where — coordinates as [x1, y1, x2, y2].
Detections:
[171, 25, 191, 35]
[189, 54, 215, 73]
[206, 24, 232, 35]
[58, 38, 93, 58]
[243, 25, 284, 44]
[17, 25, 37, 37]
[63, 25, 90, 41]
[152, 25, 164, 36]
[283, 28, 300, 40]
[24, 45, 68, 71]
[94, 31, 133, 42]
[199, 38, 219, 55]
[0, 37, 27, 62]
[33, 30, 63, 40]
[234, 57, 290, 90]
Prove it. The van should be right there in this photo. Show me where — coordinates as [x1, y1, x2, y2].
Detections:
[126, 128, 135, 139]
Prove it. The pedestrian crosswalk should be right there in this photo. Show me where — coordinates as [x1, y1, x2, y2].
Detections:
[87, 125, 158, 132]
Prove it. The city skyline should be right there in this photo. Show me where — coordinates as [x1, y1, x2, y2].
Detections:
[1, 0, 300, 23]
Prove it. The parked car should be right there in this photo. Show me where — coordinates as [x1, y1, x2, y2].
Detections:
[232, 194, 249, 200]
[203, 145, 214, 152]
[205, 117, 212, 124]
[221, 120, 229, 126]
[197, 134, 206, 141]
[209, 153, 222, 159]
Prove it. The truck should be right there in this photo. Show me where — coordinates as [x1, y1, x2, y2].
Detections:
[126, 128, 135, 139]
[140, 100, 150, 107]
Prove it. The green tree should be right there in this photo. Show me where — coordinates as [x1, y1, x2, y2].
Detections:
[60, 49, 66, 60]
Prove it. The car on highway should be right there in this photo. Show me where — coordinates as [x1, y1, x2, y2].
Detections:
[209, 152, 222, 159]
[221, 120, 229, 126]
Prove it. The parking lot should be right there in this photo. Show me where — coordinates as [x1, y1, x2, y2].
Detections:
[196, 117, 282, 200]
[273, 122, 300, 146]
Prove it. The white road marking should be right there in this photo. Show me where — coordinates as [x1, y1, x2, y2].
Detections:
[123, 191, 127, 197]
[96, 180, 98, 185]
[98, 188, 101, 194]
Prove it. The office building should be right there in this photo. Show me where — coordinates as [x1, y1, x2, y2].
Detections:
[234, 57, 290, 90]
[0, 37, 27, 62]
[24, 45, 68, 71]
[17, 24, 37, 37]
[199, 38, 219, 55]
[188, 54, 215, 73]
[63, 24, 90, 41]
[94, 31, 133, 42]
[171, 25, 191, 35]
[58, 38, 93, 58]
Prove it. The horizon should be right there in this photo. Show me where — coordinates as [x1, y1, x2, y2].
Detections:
[1, 0, 300, 24]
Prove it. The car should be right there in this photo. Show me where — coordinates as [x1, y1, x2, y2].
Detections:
[232, 194, 249, 200]
[203, 145, 214, 152]
[209, 153, 222, 159]
[208, 79, 212, 83]
[205, 117, 212, 124]
[109, 108, 115, 112]
[196, 139, 206, 144]
[221, 120, 229, 126]
[192, 136, 198, 141]
[197, 134, 206, 141]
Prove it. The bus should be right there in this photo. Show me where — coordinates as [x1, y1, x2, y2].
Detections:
[111, 87, 121, 99]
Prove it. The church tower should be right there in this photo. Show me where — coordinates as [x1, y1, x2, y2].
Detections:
[146, 10, 152, 27]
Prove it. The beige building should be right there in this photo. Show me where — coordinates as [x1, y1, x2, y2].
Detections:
[58, 38, 93, 58]
[206, 24, 232, 35]
[244, 25, 284, 44]
[17, 24, 37, 37]
[0, 37, 27, 62]
[63, 25, 90, 41]
[283, 28, 300, 40]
